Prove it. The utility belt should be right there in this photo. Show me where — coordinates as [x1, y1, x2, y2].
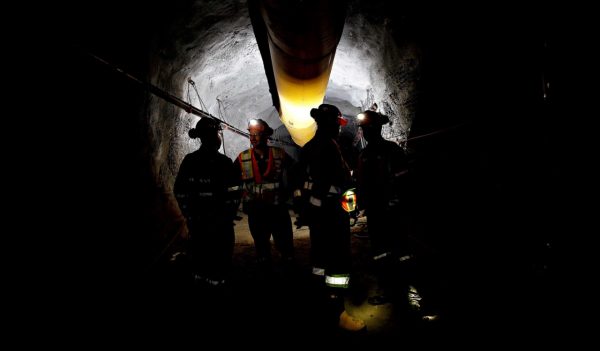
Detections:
[242, 181, 281, 204]
[300, 181, 344, 208]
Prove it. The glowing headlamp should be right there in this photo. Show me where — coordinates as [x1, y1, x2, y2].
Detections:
[341, 188, 357, 213]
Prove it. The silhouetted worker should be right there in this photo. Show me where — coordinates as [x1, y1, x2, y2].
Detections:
[338, 130, 361, 226]
[355, 110, 412, 304]
[234, 118, 295, 273]
[338, 130, 360, 173]
[294, 103, 366, 332]
[174, 117, 239, 289]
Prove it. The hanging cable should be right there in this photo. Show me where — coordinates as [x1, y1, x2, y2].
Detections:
[216, 98, 228, 124]
[183, 80, 226, 154]
[215, 99, 227, 156]
[186, 83, 193, 114]
[214, 98, 229, 156]
[85, 51, 254, 139]
[188, 79, 209, 112]
[86, 51, 297, 146]
[407, 122, 469, 142]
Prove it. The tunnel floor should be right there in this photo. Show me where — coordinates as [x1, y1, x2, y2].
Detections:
[144, 211, 565, 345]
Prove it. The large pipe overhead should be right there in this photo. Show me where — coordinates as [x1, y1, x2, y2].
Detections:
[258, 0, 348, 146]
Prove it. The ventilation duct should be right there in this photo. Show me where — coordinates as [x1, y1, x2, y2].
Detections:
[253, 0, 348, 146]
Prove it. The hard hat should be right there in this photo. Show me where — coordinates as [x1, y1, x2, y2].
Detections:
[189, 117, 221, 139]
[310, 104, 348, 126]
[247, 118, 273, 136]
[356, 110, 389, 127]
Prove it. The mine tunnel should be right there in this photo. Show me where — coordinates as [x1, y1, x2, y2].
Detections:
[51, 0, 576, 345]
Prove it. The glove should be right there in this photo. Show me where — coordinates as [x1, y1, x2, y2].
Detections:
[349, 210, 359, 227]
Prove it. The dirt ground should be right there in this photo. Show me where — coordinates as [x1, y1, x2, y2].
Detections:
[148, 210, 451, 346]
[146, 208, 563, 346]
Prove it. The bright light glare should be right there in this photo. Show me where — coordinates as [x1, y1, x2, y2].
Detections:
[273, 61, 333, 146]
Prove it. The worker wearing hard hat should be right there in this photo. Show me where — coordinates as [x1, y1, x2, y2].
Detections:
[355, 110, 412, 302]
[293, 103, 366, 332]
[174, 117, 240, 289]
[234, 118, 295, 273]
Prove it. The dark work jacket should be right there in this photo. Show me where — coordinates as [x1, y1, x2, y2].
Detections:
[297, 132, 352, 201]
[174, 145, 238, 228]
[356, 139, 408, 210]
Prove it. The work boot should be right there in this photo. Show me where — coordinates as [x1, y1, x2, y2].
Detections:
[339, 310, 366, 332]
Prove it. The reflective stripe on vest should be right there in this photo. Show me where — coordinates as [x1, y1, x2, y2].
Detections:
[325, 274, 350, 288]
[373, 251, 392, 261]
[312, 267, 325, 276]
[398, 255, 413, 262]
[238, 149, 254, 181]
[194, 274, 226, 286]
[394, 169, 409, 177]
[238, 147, 285, 204]
[238, 147, 285, 182]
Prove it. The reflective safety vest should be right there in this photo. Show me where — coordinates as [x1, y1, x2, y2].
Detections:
[238, 147, 286, 204]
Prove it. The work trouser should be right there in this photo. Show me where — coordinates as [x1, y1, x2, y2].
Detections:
[308, 197, 352, 320]
[188, 219, 235, 285]
[367, 203, 411, 260]
[367, 204, 415, 304]
[246, 202, 294, 265]
[308, 197, 351, 288]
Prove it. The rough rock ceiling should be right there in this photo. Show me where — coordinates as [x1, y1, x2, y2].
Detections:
[146, 0, 419, 189]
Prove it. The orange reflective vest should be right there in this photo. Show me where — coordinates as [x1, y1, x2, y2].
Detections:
[237, 147, 286, 204]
